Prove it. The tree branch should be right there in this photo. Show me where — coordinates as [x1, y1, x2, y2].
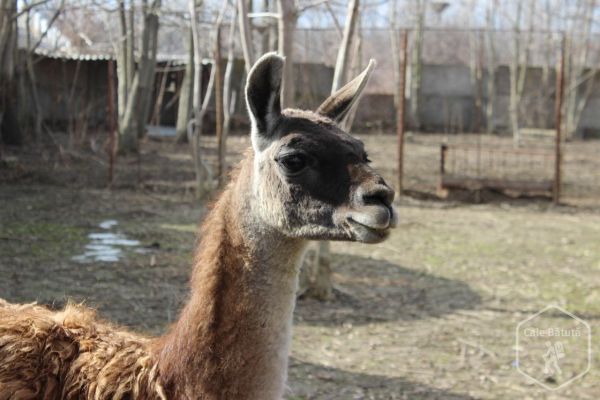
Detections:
[237, 0, 255, 72]
[248, 11, 280, 18]
[296, 0, 328, 13]
[324, 1, 342, 38]
[29, 0, 65, 53]
[11, 0, 51, 20]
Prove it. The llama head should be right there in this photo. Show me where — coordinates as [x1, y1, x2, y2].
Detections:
[245, 53, 397, 244]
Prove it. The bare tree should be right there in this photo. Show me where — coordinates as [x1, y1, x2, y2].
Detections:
[563, 0, 597, 138]
[188, 0, 214, 198]
[117, 0, 135, 129]
[344, 23, 362, 129]
[150, 61, 173, 126]
[23, 2, 43, 142]
[0, 0, 21, 145]
[176, 28, 194, 143]
[220, 7, 238, 186]
[257, 0, 275, 54]
[484, 0, 497, 133]
[214, 24, 224, 184]
[535, 0, 554, 129]
[390, 0, 401, 110]
[1, 0, 65, 145]
[277, 0, 297, 107]
[242, 0, 326, 107]
[468, 31, 484, 132]
[331, 0, 359, 93]
[188, 0, 229, 197]
[508, 0, 535, 146]
[238, 0, 255, 72]
[409, 0, 426, 130]
[119, 0, 161, 153]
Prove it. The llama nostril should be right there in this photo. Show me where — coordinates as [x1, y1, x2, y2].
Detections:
[361, 185, 395, 208]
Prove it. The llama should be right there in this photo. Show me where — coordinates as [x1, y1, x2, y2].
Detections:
[0, 53, 397, 400]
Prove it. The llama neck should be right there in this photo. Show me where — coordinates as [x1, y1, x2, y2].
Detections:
[157, 159, 306, 399]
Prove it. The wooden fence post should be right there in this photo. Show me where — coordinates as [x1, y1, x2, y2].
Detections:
[396, 29, 408, 195]
[553, 33, 565, 205]
[107, 59, 117, 186]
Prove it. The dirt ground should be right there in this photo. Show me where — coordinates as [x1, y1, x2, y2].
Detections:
[1, 132, 600, 399]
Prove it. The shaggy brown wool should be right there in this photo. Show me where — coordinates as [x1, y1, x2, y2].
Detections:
[0, 299, 167, 400]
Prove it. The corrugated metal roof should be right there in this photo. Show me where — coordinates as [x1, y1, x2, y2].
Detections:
[32, 48, 207, 65]
[34, 48, 113, 61]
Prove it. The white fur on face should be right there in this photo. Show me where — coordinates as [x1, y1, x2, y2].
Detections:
[251, 141, 352, 242]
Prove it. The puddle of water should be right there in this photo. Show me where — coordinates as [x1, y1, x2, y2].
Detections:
[88, 232, 140, 246]
[72, 220, 145, 263]
[99, 219, 118, 229]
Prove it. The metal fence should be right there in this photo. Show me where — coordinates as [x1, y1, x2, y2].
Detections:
[315, 27, 600, 205]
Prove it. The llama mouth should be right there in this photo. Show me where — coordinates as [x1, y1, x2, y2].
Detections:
[388, 205, 399, 228]
[347, 217, 391, 244]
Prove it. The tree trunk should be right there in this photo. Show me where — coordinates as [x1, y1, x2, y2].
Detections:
[277, 0, 297, 108]
[298, 241, 333, 300]
[151, 61, 172, 126]
[116, 0, 136, 126]
[135, 1, 160, 139]
[390, 0, 400, 110]
[22, 7, 44, 144]
[220, 6, 238, 186]
[484, 0, 496, 133]
[2, 0, 62, 145]
[127, 2, 135, 86]
[509, 2, 523, 146]
[25, 51, 43, 143]
[176, 28, 194, 143]
[331, 0, 359, 93]
[509, 0, 535, 147]
[190, 0, 208, 197]
[188, 0, 227, 198]
[238, 0, 255, 73]
[342, 17, 362, 130]
[0, 0, 22, 145]
[260, 0, 271, 54]
[117, 0, 129, 124]
[468, 32, 484, 133]
[268, 0, 278, 52]
[410, 0, 426, 130]
[119, 0, 161, 153]
[214, 26, 224, 184]
[564, 0, 596, 138]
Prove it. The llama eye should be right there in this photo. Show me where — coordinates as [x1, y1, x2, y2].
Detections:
[278, 154, 308, 174]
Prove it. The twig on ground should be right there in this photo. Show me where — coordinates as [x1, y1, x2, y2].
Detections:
[456, 338, 497, 360]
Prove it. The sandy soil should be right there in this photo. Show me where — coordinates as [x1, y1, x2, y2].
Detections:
[1, 132, 599, 399]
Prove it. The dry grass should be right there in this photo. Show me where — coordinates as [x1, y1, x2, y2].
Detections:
[1, 132, 599, 399]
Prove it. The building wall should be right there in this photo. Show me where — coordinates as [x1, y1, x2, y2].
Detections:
[352, 64, 600, 137]
[27, 56, 600, 138]
[30, 57, 109, 129]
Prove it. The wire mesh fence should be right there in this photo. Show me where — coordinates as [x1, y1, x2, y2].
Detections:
[301, 27, 600, 204]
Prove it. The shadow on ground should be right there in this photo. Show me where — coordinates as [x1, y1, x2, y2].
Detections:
[296, 254, 481, 327]
[287, 358, 476, 400]
[0, 256, 190, 334]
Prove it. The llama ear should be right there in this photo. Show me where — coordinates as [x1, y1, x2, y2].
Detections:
[316, 59, 376, 123]
[245, 52, 284, 151]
